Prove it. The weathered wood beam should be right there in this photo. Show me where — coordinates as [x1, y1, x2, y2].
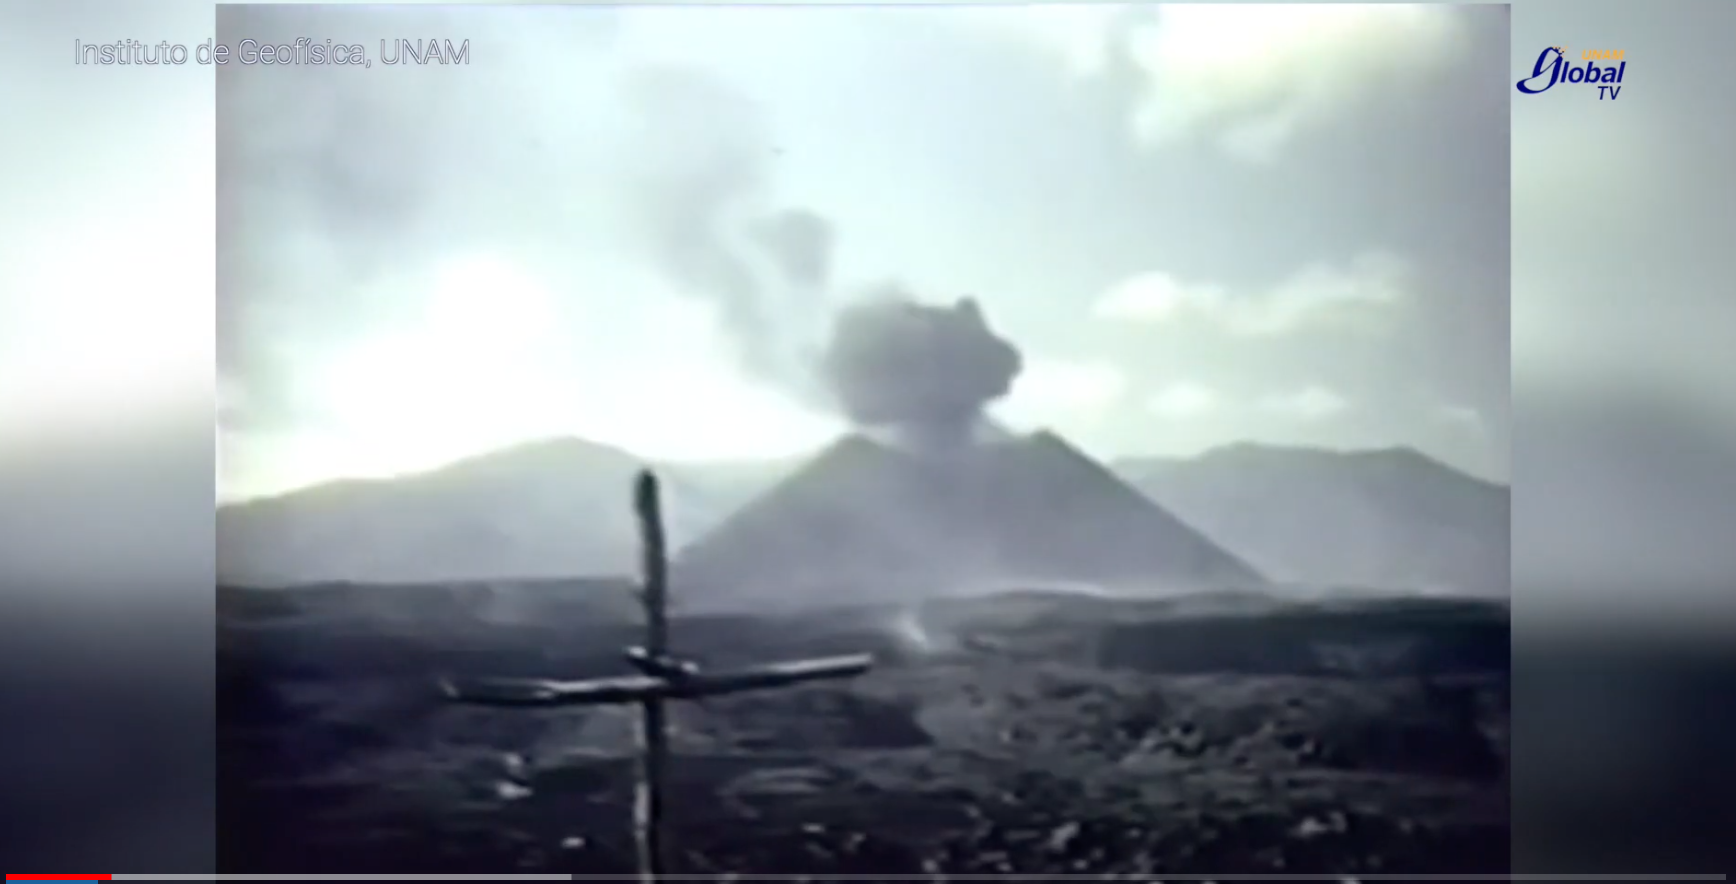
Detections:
[440, 652, 875, 708]
[633, 470, 669, 884]
[624, 645, 701, 680]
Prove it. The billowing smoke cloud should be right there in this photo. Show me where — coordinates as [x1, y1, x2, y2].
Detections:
[821, 292, 1025, 445]
[626, 69, 1031, 443]
[624, 69, 1031, 442]
[625, 70, 1037, 446]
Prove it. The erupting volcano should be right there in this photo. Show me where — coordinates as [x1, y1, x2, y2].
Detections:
[674, 295, 1266, 610]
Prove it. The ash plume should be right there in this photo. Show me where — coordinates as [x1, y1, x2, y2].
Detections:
[753, 209, 835, 292]
[821, 292, 1024, 447]
[624, 68, 838, 393]
[625, 71, 1027, 441]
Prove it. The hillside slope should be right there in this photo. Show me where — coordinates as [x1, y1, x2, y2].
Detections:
[1116, 445, 1508, 595]
[217, 437, 719, 586]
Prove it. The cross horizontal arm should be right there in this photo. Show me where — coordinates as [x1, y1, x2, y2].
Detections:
[624, 646, 702, 679]
[440, 653, 875, 708]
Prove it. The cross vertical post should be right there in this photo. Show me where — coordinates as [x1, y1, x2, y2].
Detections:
[440, 469, 875, 880]
[632, 470, 668, 883]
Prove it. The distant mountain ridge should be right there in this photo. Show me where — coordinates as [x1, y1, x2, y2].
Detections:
[1114, 444, 1509, 596]
[217, 435, 1509, 595]
[217, 436, 723, 587]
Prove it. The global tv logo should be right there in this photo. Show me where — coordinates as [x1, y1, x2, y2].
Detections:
[1517, 46, 1627, 99]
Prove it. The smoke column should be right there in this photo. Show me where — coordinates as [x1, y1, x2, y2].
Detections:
[624, 65, 1026, 447]
[624, 67, 838, 397]
[821, 290, 1024, 452]
[753, 209, 835, 293]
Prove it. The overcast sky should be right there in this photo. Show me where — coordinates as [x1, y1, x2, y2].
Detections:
[21, 2, 1736, 506]
[191, 3, 1510, 498]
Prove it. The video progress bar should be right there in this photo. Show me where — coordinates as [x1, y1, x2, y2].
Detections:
[93, 875, 1732, 881]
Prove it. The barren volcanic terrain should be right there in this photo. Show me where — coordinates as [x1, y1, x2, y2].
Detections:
[218, 583, 1509, 875]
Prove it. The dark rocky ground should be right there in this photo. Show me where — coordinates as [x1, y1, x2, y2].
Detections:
[218, 583, 1512, 875]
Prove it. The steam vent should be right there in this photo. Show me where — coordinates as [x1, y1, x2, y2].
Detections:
[673, 429, 1267, 610]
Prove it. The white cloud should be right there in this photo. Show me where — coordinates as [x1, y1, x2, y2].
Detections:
[1125, 5, 1465, 162]
[977, 5, 1465, 162]
[1434, 403, 1486, 433]
[1094, 252, 1409, 336]
[998, 358, 1128, 425]
[1146, 381, 1221, 418]
[1259, 385, 1351, 420]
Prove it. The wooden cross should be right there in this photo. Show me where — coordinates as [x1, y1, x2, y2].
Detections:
[441, 469, 875, 881]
